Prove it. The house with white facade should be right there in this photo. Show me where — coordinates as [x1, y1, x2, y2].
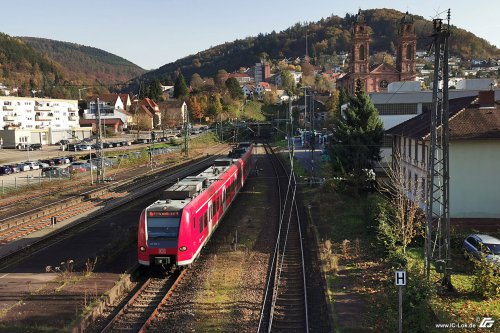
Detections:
[369, 80, 500, 168]
[387, 91, 500, 227]
[80, 94, 131, 132]
[255, 82, 271, 97]
[0, 96, 89, 147]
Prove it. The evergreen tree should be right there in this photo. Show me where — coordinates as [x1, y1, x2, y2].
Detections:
[225, 77, 244, 100]
[138, 81, 148, 99]
[173, 72, 189, 99]
[330, 89, 384, 190]
[148, 78, 163, 102]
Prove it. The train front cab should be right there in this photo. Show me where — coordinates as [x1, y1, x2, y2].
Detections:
[138, 208, 182, 266]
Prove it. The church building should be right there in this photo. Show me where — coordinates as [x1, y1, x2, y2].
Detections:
[337, 10, 417, 94]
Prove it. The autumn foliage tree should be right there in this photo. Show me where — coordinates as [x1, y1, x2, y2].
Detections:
[188, 95, 204, 123]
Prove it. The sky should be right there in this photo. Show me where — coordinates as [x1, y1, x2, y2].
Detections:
[0, 0, 498, 70]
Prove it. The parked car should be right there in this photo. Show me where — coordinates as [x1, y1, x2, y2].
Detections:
[103, 142, 114, 148]
[7, 164, 20, 173]
[41, 167, 70, 178]
[37, 162, 50, 169]
[67, 144, 80, 151]
[27, 143, 42, 150]
[0, 166, 13, 175]
[16, 163, 31, 172]
[78, 144, 92, 151]
[39, 159, 55, 166]
[57, 139, 70, 145]
[52, 157, 66, 165]
[23, 161, 40, 170]
[464, 234, 500, 266]
[68, 162, 88, 173]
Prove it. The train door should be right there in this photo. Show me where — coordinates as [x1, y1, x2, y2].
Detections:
[222, 188, 227, 209]
[207, 201, 213, 235]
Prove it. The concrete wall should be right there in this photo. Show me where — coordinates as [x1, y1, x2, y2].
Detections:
[450, 140, 500, 218]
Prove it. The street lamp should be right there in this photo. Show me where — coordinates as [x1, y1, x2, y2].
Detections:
[78, 87, 90, 100]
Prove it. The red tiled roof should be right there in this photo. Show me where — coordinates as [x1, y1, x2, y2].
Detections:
[97, 94, 120, 104]
[449, 103, 500, 139]
[386, 96, 477, 139]
[80, 118, 124, 125]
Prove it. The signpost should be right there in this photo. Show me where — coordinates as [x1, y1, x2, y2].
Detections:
[395, 270, 406, 333]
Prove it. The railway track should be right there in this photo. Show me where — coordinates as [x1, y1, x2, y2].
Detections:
[100, 270, 186, 333]
[0, 148, 229, 270]
[259, 143, 308, 333]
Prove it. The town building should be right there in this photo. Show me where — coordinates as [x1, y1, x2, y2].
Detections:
[254, 60, 271, 84]
[336, 10, 417, 94]
[80, 94, 131, 132]
[0, 96, 90, 147]
[160, 100, 188, 128]
[387, 91, 500, 225]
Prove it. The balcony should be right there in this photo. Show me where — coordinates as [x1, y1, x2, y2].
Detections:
[35, 105, 53, 111]
[2, 105, 14, 111]
[3, 115, 15, 121]
[35, 115, 52, 121]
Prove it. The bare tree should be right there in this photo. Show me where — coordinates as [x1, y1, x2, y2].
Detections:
[379, 152, 424, 254]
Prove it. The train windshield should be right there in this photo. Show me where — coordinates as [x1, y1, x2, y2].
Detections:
[147, 217, 180, 239]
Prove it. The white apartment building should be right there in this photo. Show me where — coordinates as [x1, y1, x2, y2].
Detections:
[0, 96, 79, 130]
[0, 96, 89, 147]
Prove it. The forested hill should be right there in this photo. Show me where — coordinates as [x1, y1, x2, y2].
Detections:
[0, 32, 64, 96]
[20, 37, 146, 84]
[135, 8, 499, 86]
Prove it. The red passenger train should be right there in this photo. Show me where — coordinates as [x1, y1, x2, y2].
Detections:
[138, 143, 253, 267]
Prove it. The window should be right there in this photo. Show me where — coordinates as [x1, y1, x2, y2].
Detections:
[193, 217, 196, 229]
[467, 237, 478, 249]
[359, 45, 365, 60]
[406, 45, 413, 60]
[374, 103, 418, 115]
[199, 215, 204, 233]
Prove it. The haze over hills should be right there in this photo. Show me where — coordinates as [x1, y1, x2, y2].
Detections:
[131, 8, 499, 89]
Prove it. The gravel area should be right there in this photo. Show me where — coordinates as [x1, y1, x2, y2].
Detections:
[148, 145, 280, 333]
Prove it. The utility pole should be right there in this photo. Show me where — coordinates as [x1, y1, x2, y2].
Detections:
[95, 98, 104, 183]
[425, 9, 452, 289]
[183, 107, 190, 157]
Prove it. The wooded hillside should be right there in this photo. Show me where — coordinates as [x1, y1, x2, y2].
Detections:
[134, 8, 499, 88]
[20, 37, 146, 84]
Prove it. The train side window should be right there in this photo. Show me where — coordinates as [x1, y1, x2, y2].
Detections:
[204, 211, 208, 227]
[199, 215, 203, 233]
[193, 216, 196, 229]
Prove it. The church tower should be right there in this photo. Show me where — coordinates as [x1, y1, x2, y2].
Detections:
[396, 12, 417, 81]
[350, 10, 370, 91]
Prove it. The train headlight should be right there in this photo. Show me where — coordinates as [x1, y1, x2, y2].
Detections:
[140, 246, 146, 252]
[179, 246, 187, 252]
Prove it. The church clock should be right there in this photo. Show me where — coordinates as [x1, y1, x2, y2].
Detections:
[379, 80, 389, 88]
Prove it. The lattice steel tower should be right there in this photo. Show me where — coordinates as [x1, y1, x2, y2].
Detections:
[425, 10, 452, 288]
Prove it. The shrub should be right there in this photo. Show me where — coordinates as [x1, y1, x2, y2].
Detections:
[320, 240, 339, 274]
[472, 255, 500, 299]
[382, 264, 436, 332]
[374, 199, 399, 252]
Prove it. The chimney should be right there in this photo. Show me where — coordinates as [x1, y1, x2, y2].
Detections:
[478, 90, 495, 108]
